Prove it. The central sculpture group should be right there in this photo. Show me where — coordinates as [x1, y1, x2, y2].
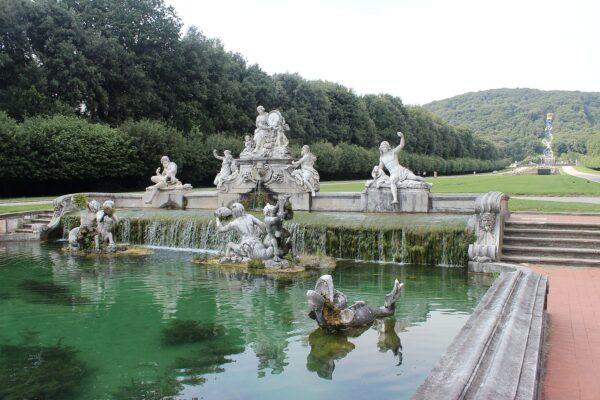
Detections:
[111, 105, 428, 267]
[214, 195, 294, 267]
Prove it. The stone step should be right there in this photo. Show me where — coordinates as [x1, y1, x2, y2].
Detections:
[30, 218, 51, 224]
[14, 228, 34, 233]
[504, 227, 600, 239]
[505, 221, 600, 231]
[504, 236, 600, 249]
[501, 254, 600, 267]
[503, 245, 600, 260]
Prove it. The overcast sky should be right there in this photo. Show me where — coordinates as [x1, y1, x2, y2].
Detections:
[167, 0, 599, 105]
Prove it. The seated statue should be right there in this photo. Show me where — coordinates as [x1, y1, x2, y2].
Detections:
[240, 135, 255, 159]
[377, 132, 429, 204]
[307, 275, 403, 330]
[213, 150, 238, 188]
[68, 200, 101, 250]
[365, 166, 390, 189]
[289, 145, 320, 196]
[95, 200, 119, 252]
[251, 106, 291, 158]
[145, 156, 190, 204]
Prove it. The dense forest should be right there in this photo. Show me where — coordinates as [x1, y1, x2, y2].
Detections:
[425, 88, 600, 161]
[0, 0, 508, 195]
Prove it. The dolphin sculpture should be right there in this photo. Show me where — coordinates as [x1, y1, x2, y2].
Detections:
[307, 275, 403, 330]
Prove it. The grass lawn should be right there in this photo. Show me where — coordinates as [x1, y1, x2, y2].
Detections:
[574, 165, 600, 175]
[0, 196, 54, 203]
[321, 174, 600, 196]
[510, 199, 600, 213]
[0, 203, 53, 215]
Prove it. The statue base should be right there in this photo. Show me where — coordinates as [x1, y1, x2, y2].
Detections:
[364, 185, 430, 213]
[143, 186, 192, 209]
[218, 158, 315, 210]
[193, 254, 336, 277]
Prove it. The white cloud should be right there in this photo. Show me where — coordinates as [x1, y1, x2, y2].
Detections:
[167, 0, 600, 104]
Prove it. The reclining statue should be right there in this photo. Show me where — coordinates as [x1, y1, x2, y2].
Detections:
[145, 155, 191, 204]
[214, 196, 293, 266]
[376, 132, 428, 204]
[307, 275, 403, 330]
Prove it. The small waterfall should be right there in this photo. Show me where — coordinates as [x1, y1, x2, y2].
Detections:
[377, 230, 384, 262]
[60, 214, 471, 266]
[121, 218, 131, 244]
[401, 230, 407, 264]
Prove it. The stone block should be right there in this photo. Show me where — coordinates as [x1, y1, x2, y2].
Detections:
[142, 189, 189, 209]
[365, 187, 430, 213]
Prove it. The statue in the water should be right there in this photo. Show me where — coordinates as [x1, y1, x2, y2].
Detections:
[307, 275, 403, 330]
[95, 200, 119, 252]
[376, 132, 428, 204]
[68, 200, 101, 251]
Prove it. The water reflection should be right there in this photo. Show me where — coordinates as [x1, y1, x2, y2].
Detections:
[0, 243, 493, 400]
[307, 318, 403, 380]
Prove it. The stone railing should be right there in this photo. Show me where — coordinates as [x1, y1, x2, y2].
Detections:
[413, 261, 547, 400]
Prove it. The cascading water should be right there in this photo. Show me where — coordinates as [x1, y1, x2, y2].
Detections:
[62, 213, 473, 266]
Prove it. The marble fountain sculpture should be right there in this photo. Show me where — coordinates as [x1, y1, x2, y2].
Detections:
[214, 106, 320, 210]
[307, 274, 404, 330]
[68, 199, 121, 252]
[214, 195, 293, 268]
[364, 132, 432, 212]
[143, 155, 192, 209]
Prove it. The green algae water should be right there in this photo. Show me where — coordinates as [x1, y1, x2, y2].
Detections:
[0, 242, 491, 400]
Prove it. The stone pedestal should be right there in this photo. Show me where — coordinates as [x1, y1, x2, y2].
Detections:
[142, 188, 191, 209]
[364, 187, 430, 213]
[218, 158, 314, 209]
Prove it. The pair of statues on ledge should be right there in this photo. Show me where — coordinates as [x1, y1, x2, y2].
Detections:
[214, 195, 293, 267]
[68, 199, 119, 252]
[365, 131, 431, 203]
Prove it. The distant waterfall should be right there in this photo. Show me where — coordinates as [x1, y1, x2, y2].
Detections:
[62, 214, 472, 266]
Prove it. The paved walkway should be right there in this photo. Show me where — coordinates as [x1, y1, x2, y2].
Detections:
[563, 166, 600, 183]
[513, 196, 600, 204]
[528, 266, 600, 400]
[511, 213, 600, 399]
[509, 213, 600, 224]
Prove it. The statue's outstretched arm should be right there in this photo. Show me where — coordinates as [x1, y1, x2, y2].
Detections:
[215, 218, 232, 233]
[213, 149, 224, 160]
[393, 132, 405, 154]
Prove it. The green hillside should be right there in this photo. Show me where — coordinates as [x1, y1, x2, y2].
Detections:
[424, 88, 600, 160]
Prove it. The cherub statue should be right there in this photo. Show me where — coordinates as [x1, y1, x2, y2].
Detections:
[290, 145, 320, 196]
[213, 150, 238, 189]
[262, 195, 293, 261]
[67, 200, 101, 250]
[95, 200, 119, 252]
[145, 156, 181, 204]
[240, 135, 255, 158]
[378, 132, 426, 204]
[365, 166, 391, 189]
